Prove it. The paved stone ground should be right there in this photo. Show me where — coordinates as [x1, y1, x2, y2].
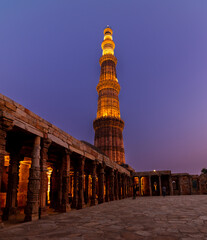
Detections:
[0, 195, 207, 240]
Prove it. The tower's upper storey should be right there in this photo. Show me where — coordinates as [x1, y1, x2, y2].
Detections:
[96, 26, 122, 119]
[101, 27, 115, 56]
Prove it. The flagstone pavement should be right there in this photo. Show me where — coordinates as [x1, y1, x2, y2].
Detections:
[0, 195, 207, 240]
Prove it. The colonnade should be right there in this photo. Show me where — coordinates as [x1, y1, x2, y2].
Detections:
[0, 121, 132, 224]
[134, 173, 202, 196]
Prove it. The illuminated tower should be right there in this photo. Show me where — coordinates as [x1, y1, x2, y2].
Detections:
[93, 26, 125, 164]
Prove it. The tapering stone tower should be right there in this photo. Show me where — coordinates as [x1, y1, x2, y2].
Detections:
[93, 26, 125, 164]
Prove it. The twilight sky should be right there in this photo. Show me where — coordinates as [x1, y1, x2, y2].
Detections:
[0, 1, 207, 174]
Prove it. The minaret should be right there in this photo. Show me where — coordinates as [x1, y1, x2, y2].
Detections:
[93, 26, 125, 164]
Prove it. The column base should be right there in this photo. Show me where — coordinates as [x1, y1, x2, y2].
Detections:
[24, 213, 39, 222]
[60, 204, 71, 212]
[105, 195, 109, 202]
[71, 197, 78, 209]
[90, 199, 98, 206]
[0, 209, 4, 227]
[109, 195, 115, 201]
[98, 197, 105, 204]
[77, 202, 86, 210]
[39, 207, 48, 219]
[2, 207, 18, 221]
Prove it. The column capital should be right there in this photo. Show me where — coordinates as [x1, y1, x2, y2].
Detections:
[0, 116, 13, 131]
[109, 168, 114, 176]
[80, 155, 86, 160]
[92, 159, 99, 166]
[42, 138, 52, 149]
[65, 148, 72, 156]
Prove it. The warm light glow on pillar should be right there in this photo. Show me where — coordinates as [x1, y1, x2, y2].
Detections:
[17, 158, 31, 207]
[47, 167, 53, 204]
[4, 155, 10, 166]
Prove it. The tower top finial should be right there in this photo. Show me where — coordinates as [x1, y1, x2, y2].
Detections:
[102, 26, 114, 55]
[103, 26, 113, 36]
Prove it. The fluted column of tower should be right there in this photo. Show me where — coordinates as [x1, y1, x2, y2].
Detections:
[93, 26, 125, 165]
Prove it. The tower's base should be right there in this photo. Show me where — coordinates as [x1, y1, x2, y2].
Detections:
[93, 117, 125, 164]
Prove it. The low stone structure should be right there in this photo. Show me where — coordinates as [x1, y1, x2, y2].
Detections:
[0, 93, 132, 224]
[133, 170, 207, 196]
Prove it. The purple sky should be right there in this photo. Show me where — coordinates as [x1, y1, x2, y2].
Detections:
[1, 1, 207, 174]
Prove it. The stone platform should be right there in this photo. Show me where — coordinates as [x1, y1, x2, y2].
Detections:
[0, 195, 207, 240]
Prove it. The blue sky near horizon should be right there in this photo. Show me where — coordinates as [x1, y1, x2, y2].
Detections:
[0, 0, 207, 174]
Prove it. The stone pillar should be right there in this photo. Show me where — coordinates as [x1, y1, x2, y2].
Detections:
[72, 167, 78, 209]
[159, 175, 162, 196]
[139, 177, 141, 196]
[178, 176, 183, 195]
[25, 136, 41, 222]
[126, 177, 128, 197]
[105, 172, 109, 202]
[198, 177, 202, 194]
[3, 151, 21, 220]
[149, 175, 152, 196]
[0, 117, 13, 224]
[128, 177, 131, 197]
[122, 174, 125, 198]
[189, 176, 192, 195]
[77, 156, 85, 209]
[169, 176, 173, 195]
[98, 165, 105, 204]
[61, 149, 71, 212]
[84, 174, 89, 204]
[91, 160, 98, 206]
[118, 173, 122, 199]
[39, 138, 51, 218]
[128, 176, 133, 197]
[109, 169, 115, 201]
[125, 176, 128, 197]
[114, 171, 119, 200]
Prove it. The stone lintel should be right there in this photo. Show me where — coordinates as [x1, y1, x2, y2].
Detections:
[84, 152, 95, 160]
[48, 133, 68, 148]
[69, 146, 84, 156]
[14, 119, 43, 137]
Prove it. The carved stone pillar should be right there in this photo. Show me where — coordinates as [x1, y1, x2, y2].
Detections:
[178, 176, 183, 195]
[39, 138, 51, 218]
[98, 165, 105, 204]
[118, 173, 122, 199]
[84, 174, 89, 204]
[139, 177, 141, 196]
[169, 175, 173, 195]
[0, 117, 13, 224]
[91, 160, 98, 206]
[159, 175, 162, 196]
[72, 166, 78, 209]
[124, 175, 127, 197]
[122, 175, 125, 198]
[77, 156, 85, 209]
[24, 136, 41, 221]
[198, 177, 202, 194]
[127, 177, 131, 197]
[189, 176, 192, 195]
[149, 175, 152, 196]
[61, 149, 71, 212]
[3, 152, 21, 220]
[130, 176, 134, 197]
[109, 169, 115, 201]
[105, 172, 109, 202]
[114, 171, 119, 200]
